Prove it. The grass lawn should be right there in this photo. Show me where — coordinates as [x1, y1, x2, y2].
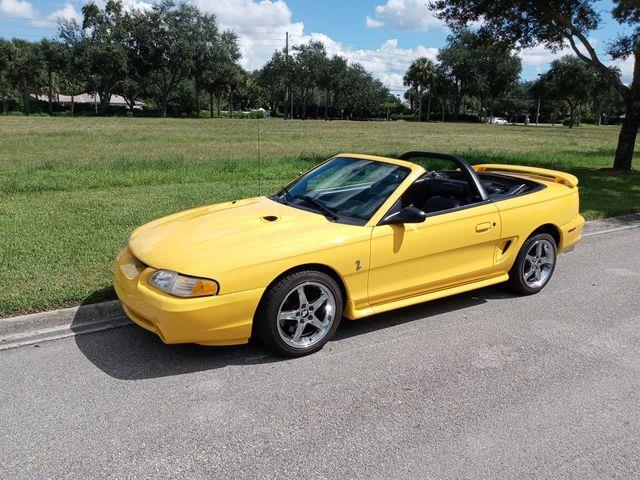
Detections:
[1, 116, 638, 317]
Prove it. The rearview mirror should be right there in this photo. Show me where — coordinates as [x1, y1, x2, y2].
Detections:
[380, 206, 427, 225]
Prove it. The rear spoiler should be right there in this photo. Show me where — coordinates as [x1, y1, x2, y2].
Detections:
[472, 164, 579, 188]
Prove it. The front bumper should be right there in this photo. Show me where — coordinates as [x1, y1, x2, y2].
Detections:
[113, 247, 264, 346]
[559, 214, 585, 253]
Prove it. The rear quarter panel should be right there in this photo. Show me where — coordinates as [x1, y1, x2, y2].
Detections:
[492, 181, 580, 274]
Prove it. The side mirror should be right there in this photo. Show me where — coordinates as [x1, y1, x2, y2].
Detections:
[380, 206, 427, 225]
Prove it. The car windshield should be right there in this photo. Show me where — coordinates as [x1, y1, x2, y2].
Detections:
[273, 156, 410, 224]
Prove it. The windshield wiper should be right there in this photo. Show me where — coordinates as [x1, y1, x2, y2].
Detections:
[295, 195, 339, 221]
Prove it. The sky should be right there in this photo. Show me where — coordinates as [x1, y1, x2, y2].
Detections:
[0, 0, 634, 97]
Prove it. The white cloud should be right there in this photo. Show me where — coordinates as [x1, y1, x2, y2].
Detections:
[518, 44, 567, 67]
[334, 39, 439, 91]
[195, 0, 292, 30]
[612, 55, 635, 84]
[518, 39, 635, 84]
[40, 3, 82, 25]
[366, 0, 443, 31]
[29, 0, 151, 27]
[119, 0, 153, 12]
[365, 15, 384, 28]
[0, 0, 36, 19]
[194, 0, 438, 93]
[195, 0, 304, 71]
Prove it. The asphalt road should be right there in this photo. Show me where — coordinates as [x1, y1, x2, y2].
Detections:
[1, 228, 639, 479]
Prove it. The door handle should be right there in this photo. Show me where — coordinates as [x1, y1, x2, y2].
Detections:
[475, 222, 492, 233]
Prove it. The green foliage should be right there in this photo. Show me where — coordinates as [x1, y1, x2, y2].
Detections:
[403, 57, 438, 121]
[436, 29, 521, 120]
[4, 38, 45, 114]
[59, 0, 130, 115]
[533, 56, 602, 127]
[255, 42, 392, 120]
[429, 0, 640, 169]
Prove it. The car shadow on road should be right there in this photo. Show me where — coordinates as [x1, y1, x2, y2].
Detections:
[72, 285, 517, 381]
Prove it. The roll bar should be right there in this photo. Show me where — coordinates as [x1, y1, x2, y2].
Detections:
[399, 151, 488, 201]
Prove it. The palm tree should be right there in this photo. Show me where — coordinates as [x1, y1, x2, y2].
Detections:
[403, 57, 438, 122]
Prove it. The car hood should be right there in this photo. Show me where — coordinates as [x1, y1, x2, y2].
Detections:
[128, 196, 362, 278]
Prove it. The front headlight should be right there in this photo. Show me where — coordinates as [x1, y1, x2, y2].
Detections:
[148, 270, 219, 297]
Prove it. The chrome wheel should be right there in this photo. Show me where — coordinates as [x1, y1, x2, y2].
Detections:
[276, 281, 336, 349]
[523, 239, 555, 289]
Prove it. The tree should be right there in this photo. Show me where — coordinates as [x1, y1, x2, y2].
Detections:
[430, 0, 640, 169]
[318, 55, 348, 120]
[5, 39, 44, 115]
[59, 1, 129, 115]
[198, 30, 240, 118]
[128, 1, 202, 117]
[257, 50, 290, 115]
[40, 39, 67, 115]
[591, 70, 623, 126]
[403, 57, 438, 121]
[533, 56, 599, 128]
[0, 38, 11, 114]
[404, 87, 417, 112]
[437, 30, 485, 118]
[325, 55, 350, 120]
[477, 41, 521, 120]
[292, 41, 327, 119]
[499, 81, 533, 123]
[227, 65, 249, 117]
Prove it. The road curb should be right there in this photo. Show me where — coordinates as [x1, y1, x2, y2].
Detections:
[582, 212, 640, 237]
[1, 214, 639, 351]
[0, 300, 131, 351]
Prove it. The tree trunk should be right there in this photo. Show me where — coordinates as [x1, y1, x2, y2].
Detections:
[194, 82, 200, 117]
[453, 96, 461, 120]
[1, 94, 6, 115]
[71, 95, 75, 115]
[210, 92, 214, 118]
[229, 90, 234, 118]
[99, 92, 111, 115]
[568, 105, 575, 129]
[597, 103, 602, 126]
[216, 94, 221, 118]
[417, 88, 423, 122]
[160, 95, 168, 117]
[613, 113, 639, 170]
[324, 90, 329, 120]
[577, 105, 582, 127]
[47, 69, 53, 116]
[426, 94, 432, 122]
[22, 77, 30, 115]
[441, 99, 446, 122]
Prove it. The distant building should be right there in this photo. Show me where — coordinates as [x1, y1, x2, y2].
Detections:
[31, 92, 144, 110]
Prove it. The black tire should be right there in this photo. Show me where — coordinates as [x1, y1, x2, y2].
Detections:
[508, 232, 557, 295]
[254, 270, 343, 357]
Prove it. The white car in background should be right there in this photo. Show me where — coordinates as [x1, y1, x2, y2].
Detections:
[489, 117, 509, 125]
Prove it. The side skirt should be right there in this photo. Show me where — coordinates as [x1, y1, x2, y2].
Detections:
[345, 273, 509, 320]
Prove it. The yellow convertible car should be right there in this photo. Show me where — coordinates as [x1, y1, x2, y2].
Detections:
[114, 152, 584, 356]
